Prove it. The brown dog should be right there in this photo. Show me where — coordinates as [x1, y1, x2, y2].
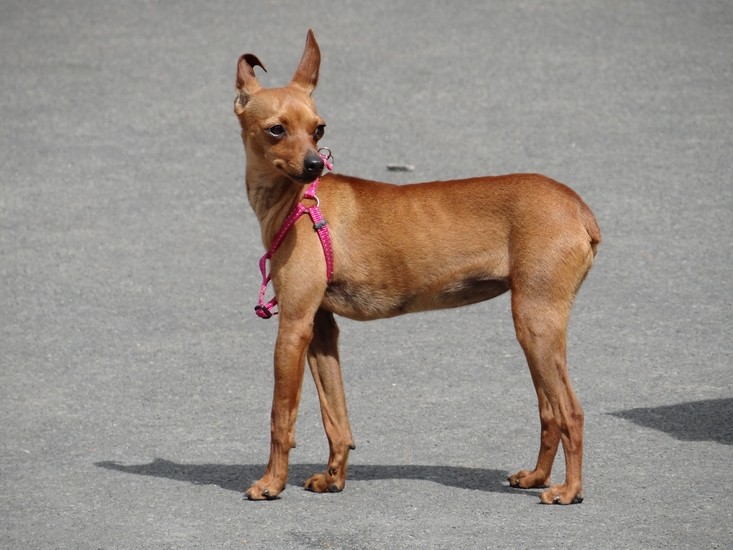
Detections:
[234, 30, 600, 505]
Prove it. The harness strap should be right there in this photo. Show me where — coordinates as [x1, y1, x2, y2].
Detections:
[254, 151, 333, 319]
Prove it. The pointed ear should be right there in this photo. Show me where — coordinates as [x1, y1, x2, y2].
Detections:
[289, 29, 320, 94]
[235, 53, 266, 115]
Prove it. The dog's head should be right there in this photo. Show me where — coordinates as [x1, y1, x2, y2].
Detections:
[235, 30, 326, 183]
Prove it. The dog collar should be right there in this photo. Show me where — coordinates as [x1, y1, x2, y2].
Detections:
[254, 149, 334, 319]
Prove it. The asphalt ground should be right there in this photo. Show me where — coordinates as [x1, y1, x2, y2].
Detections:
[1, 1, 731, 548]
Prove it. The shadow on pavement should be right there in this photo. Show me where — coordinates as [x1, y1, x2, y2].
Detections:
[95, 459, 528, 496]
[610, 397, 732, 445]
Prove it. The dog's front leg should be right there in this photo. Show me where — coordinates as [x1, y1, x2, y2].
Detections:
[304, 309, 355, 494]
[245, 318, 313, 500]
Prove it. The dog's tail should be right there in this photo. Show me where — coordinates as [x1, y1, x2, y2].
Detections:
[580, 203, 601, 256]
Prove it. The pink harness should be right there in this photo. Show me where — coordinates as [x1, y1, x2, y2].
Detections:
[254, 149, 334, 319]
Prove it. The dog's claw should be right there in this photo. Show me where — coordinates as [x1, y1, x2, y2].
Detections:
[550, 494, 583, 505]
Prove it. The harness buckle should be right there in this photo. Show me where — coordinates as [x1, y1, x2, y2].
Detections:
[254, 304, 274, 319]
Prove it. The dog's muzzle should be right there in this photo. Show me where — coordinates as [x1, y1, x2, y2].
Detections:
[301, 151, 324, 180]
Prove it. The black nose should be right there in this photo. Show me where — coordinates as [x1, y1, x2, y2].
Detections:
[303, 152, 324, 176]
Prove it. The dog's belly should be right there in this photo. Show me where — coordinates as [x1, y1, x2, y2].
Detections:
[323, 276, 510, 321]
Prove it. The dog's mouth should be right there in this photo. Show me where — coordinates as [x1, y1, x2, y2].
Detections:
[292, 171, 322, 184]
[272, 152, 324, 184]
[274, 163, 322, 184]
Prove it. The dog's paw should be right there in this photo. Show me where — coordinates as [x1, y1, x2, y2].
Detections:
[304, 471, 344, 494]
[507, 469, 551, 489]
[539, 484, 583, 505]
[245, 480, 283, 501]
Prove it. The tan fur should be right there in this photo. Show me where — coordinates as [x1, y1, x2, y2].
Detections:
[234, 30, 600, 505]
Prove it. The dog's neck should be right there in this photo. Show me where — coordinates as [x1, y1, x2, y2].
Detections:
[245, 161, 303, 247]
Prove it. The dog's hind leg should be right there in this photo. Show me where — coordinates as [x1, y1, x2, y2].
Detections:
[245, 317, 313, 500]
[304, 309, 355, 493]
[510, 292, 584, 504]
[507, 233, 593, 504]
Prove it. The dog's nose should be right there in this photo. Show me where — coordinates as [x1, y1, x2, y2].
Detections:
[303, 152, 324, 176]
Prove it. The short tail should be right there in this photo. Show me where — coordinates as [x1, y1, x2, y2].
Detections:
[581, 204, 601, 256]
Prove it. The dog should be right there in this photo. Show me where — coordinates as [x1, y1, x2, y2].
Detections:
[234, 30, 600, 505]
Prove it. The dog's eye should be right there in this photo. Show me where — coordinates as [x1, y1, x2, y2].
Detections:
[314, 125, 325, 141]
[268, 125, 286, 138]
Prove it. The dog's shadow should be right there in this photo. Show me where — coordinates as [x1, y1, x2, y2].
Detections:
[95, 459, 525, 497]
[610, 397, 732, 445]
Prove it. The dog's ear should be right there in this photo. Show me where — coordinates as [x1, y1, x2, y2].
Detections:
[235, 53, 266, 115]
[289, 29, 320, 94]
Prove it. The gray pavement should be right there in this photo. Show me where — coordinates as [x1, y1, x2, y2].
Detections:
[1, 1, 731, 548]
